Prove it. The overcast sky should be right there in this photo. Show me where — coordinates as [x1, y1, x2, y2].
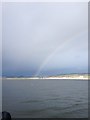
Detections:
[2, 2, 88, 77]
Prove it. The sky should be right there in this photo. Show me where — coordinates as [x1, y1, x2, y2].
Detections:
[2, 2, 88, 77]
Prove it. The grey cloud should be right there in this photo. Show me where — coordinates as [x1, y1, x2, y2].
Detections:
[2, 2, 88, 76]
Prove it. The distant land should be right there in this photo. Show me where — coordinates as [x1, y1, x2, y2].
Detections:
[2, 73, 89, 80]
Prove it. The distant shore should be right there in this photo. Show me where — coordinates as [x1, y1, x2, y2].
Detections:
[2, 74, 89, 80]
[3, 78, 88, 80]
[2, 77, 89, 80]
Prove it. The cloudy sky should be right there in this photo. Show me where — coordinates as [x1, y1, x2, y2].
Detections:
[2, 2, 88, 77]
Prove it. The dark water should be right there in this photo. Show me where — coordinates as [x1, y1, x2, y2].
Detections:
[2, 79, 88, 118]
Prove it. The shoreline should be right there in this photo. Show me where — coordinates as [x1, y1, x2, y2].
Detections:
[2, 77, 88, 80]
[2, 74, 89, 80]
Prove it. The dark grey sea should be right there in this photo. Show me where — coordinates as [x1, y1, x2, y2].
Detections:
[2, 79, 88, 118]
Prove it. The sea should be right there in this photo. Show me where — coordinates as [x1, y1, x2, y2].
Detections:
[2, 79, 88, 118]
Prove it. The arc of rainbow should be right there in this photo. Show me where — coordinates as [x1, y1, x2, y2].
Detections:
[34, 31, 86, 77]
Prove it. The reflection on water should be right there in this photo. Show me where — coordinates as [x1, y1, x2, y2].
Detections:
[2, 79, 88, 118]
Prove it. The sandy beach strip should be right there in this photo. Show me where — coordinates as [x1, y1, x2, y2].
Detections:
[2, 76, 89, 80]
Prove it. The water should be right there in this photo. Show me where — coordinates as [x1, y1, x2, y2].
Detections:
[0, 80, 2, 119]
[2, 79, 88, 118]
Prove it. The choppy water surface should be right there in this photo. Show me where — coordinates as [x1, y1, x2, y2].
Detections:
[3, 79, 88, 118]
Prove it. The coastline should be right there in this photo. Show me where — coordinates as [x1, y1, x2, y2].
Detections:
[2, 77, 88, 80]
[2, 74, 89, 80]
